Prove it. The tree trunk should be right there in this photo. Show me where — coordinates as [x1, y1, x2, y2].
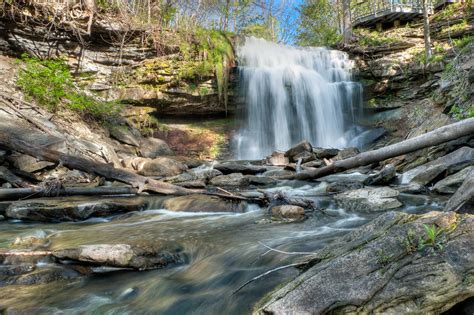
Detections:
[0, 134, 196, 196]
[291, 118, 474, 181]
[342, 0, 352, 43]
[422, 0, 432, 61]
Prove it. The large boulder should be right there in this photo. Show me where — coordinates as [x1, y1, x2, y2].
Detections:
[209, 173, 250, 186]
[10, 153, 55, 173]
[402, 146, 474, 185]
[125, 157, 187, 177]
[139, 137, 173, 158]
[5, 197, 149, 222]
[433, 166, 473, 194]
[109, 125, 140, 147]
[270, 205, 305, 222]
[256, 211, 474, 314]
[285, 140, 313, 163]
[334, 187, 402, 211]
[213, 163, 267, 175]
[266, 151, 289, 166]
[52, 243, 184, 270]
[162, 194, 246, 212]
[363, 164, 396, 186]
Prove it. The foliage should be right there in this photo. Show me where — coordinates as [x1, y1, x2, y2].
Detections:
[453, 35, 473, 50]
[418, 224, 444, 252]
[354, 29, 400, 47]
[376, 249, 392, 267]
[241, 23, 274, 41]
[296, 0, 342, 47]
[17, 54, 121, 123]
[441, 19, 468, 34]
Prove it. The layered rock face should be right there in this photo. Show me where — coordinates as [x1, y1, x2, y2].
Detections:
[256, 211, 474, 314]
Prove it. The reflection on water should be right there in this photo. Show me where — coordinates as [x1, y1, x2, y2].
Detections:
[0, 187, 444, 314]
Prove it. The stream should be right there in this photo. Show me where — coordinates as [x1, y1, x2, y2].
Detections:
[0, 181, 444, 314]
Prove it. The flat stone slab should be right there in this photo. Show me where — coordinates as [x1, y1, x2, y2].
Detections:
[334, 187, 402, 211]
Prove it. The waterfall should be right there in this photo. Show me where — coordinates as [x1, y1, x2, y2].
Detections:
[234, 37, 363, 160]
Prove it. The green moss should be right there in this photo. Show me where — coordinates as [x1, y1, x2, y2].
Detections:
[16, 54, 121, 123]
[354, 29, 400, 47]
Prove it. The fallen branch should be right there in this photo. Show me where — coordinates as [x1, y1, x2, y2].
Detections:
[0, 186, 140, 201]
[0, 166, 33, 188]
[289, 118, 474, 181]
[258, 242, 315, 256]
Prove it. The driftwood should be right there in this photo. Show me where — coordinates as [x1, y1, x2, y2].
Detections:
[0, 186, 139, 201]
[0, 166, 33, 188]
[290, 118, 474, 181]
[0, 133, 196, 196]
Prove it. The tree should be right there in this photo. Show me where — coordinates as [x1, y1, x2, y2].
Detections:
[422, 0, 432, 61]
[342, 0, 351, 43]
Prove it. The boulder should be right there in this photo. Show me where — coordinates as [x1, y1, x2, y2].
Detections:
[126, 157, 187, 177]
[334, 147, 360, 160]
[334, 187, 402, 212]
[301, 160, 323, 168]
[164, 168, 222, 184]
[262, 169, 295, 177]
[52, 243, 184, 270]
[210, 173, 250, 186]
[266, 151, 289, 166]
[256, 211, 474, 314]
[433, 166, 473, 194]
[312, 147, 339, 159]
[109, 125, 140, 147]
[139, 137, 173, 158]
[163, 194, 246, 212]
[285, 140, 312, 162]
[445, 173, 474, 213]
[363, 164, 396, 186]
[402, 147, 474, 185]
[5, 197, 149, 222]
[10, 153, 55, 173]
[394, 183, 428, 194]
[213, 163, 267, 175]
[270, 205, 305, 222]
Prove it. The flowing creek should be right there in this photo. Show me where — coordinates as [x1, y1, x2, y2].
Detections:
[0, 180, 444, 314]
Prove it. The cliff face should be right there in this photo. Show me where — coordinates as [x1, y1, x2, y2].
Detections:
[0, 8, 239, 118]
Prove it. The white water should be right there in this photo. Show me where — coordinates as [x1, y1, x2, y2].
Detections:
[235, 37, 363, 160]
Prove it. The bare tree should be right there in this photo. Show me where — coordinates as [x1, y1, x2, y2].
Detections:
[342, 0, 351, 43]
[422, 0, 432, 61]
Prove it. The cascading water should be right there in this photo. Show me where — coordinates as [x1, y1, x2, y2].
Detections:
[235, 37, 363, 160]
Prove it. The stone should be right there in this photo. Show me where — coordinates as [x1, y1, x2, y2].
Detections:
[245, 175, 276, 186]
[139, 137, 173, 158]
[209, 173, 250, 186]
[334, 147, 360, 160]
[363, 164, 396, 186]
[270, 205, 305, 222]
[109, 125, 140, 147]
[0, 150, 6, 164]
[402, 147, 474, 185]
[213, 163, 267, 175]
[5, 197, 149, 222]
[334, 187, 402, 212]
[256, 211, 474, 314]
[262, 169, 295, 177]
[52, 243, 184, 270]
[301, 160, 323, 168]
[164, 168, 222, 184]
[285, 140, 312, 162]
[445, 173, 474, 213]
[312, 147, 339, 159]
[393, 183, 428, 194]
[163, 194, 246, 213]
[433, 166, 473, 194]
[266, 151, 289, 166]
[10, 153, 55, 173]
[127, 157, 187, 177]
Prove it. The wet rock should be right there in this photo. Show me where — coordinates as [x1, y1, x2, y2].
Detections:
[164, 168, 222, 184]
[445, 173, 474, 213]
[109, 125, 140, 147]
[163, 194, 246, 212]
[292, 151, 315, 163]
[266, 151, 289, 166]
[10, 153, 55, 173]
[256, 211, 474, 314]
[301, 160, 323, 168]
[334, 187, 402, 211]
[53, 243, 184, 270]
[139, 137, 173, 158]
[245, 175, 276, 186]
[209, 173, 250, 186]
[5, 197, 149, 222]
[363, 164, 396, 186]
[270, 205, 305, 222]
[213, 163, 267, 175]
[0, 215, 4, 221]
[402, 146, 474, 185]
[126, 157, 187, 177]
[240, 191, 265, 199]
[433, 166, 473, 194]
[11, 230, 50, 249]
[262, 169, 295, 177]
[334, 147, 360, 160]
[6, 265, 81, 286]
[312, 147, 339, 159]
[393, 183, 428, 194]
[326, 181, 364, 193]
[285, 140, 312, 162]
[0, 150, 6, 164]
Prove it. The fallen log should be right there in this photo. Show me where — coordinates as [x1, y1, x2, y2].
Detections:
[0, 166, 33, 188]
[290, 118, 474, 181]
[0, 186, 139, 201]
[0, 134, 196, 195]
